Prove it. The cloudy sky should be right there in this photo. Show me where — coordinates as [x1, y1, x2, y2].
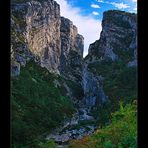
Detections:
[56, 0, 137, 57]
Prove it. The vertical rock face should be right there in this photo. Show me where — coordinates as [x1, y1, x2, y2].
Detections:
[88, 10, 137, 63]
[11, 2, 34, 76]
[11, 0, 61, 74]
[25, 0, 61, 74]
[83, 10, 137, 107]
[60, 17, 84, 82]
[83, 64, 106, 106]
[11, 0, 84, 77]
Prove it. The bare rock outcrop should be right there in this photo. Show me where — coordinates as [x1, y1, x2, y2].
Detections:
[11, 0, 61, 74]
[83, 10, 137, 107]
[25, 0, 61, 74]
[60, 17, 84, 82]
[88, 10, 137, 64]
[11, 0, 84, 77]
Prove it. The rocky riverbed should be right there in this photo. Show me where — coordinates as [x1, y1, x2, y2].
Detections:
[46, 107, 97, 143]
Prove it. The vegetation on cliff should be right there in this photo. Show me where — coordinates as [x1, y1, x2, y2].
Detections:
[11, 61, 75, 147]
[69, 101, 137, 148]
[11, 3, 137, 147]
[87, 58, 137, 126]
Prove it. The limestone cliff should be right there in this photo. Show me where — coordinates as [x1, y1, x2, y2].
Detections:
[83, 10, 137, 107]
[11, 2, 137, 145]
[25, 0, 61, 74]
[60, 17, 84, 83]
[11, 0, 84, 78]
[82, 64, 107, 106]
[11, 0, 61, 75]
[87, 10, 137, 64]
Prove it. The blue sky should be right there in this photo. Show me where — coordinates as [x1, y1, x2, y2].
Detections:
[56, 0, 137, 57]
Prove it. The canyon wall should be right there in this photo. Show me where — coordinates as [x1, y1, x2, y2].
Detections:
[11, 0, 83, 79]
[83, 10, 137, 107]
[60, 17, 84, 83]
[11, 1, 137, 107]
[87, 10, 137, 64]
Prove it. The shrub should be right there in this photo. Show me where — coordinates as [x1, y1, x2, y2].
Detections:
[38, 140, 57, 148]
[70, 101, 137, 148]
[11, 61, 75, 147]
[88, 59, 137, 126]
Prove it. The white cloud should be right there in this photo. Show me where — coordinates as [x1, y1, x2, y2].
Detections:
[91, 4, 100, 8]
[56, 0, 102, 57]
[132, 0, 137, 2]
[97, 0, 104, 3]
[133, 7, 137, 11]
[97, 1, 130, 10]
[111, 2, 130, 9]
[92, 11, 99, 15]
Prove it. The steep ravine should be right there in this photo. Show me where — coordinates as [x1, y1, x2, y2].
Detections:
[50, 59, 107, 144]
[11, 0, 137, 147]
[46, 68, 98, 142]
[45, 10, 137, 145]
[45, 62, 107, 145]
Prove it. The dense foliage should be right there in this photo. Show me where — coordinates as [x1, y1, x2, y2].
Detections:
[11, 61, 75, 147]
[88, 59, 137, 125]
[69, 101, 137, 148]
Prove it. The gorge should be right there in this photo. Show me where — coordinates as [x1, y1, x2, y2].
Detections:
[11, 0, 137, 147]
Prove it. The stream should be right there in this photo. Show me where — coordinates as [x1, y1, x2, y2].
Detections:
[46, 107, 97, 145]
[46, 64, 102, 146]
